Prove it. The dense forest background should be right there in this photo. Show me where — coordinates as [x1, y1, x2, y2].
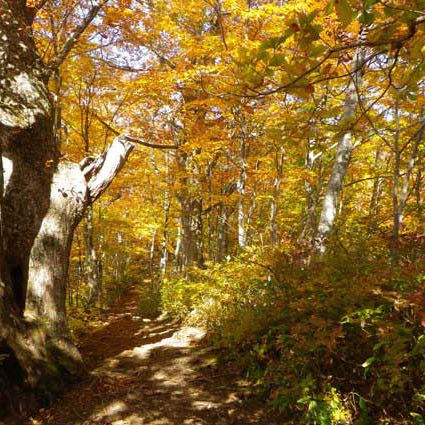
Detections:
[1, 0, 425, 423]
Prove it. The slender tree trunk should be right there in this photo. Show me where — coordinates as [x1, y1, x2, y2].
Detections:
[84, 205, 101, 307]
[160, 201, 170, 275]
[270, 148, 284, 248]
[81, 96, 102, 308]
[237, 137, 248, 250]
[391, 117, 424, 261]
[392, 150, 401, 260]
[415, 168, 422, 212]
[368, 147, 388, 229]
[53, 69, 62, 148]
[76, 228, 84, 308]
[181, 201, 193, 266]
[247, 160, 260, 245]
[174, 222, 182, 272]
[149, 227, 157, 271]
[217, 204, 229, 262]
[314, 39, 367, 254]
[160, 153, 171, 275]
[193, 199, 205, 268]
[300, 139, 324, 245]
[206, 157, 216, 262]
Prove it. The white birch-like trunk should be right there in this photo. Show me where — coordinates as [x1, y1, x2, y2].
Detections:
[314, 42, 366, 254]
[174, 222, 182, 272]
[160, 153, 171, 274]
[237, 138, 248, 250]
[270, 148, 284, 248]
[247, 160, 260, 245]
[149, 227, 157, 270]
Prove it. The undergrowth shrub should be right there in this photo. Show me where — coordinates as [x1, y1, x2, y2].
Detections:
[161, 257, 281, 346]
[103, 272, 135, 305]
[67, 270, 137, 338]
[161, 249, 425, 424]
[137, 278, 162, 318]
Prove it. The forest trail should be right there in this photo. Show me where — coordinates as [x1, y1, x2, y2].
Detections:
[20, 284, 278, 425]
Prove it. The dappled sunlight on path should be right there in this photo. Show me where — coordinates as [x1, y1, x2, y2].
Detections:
[25, 286, 279, 425]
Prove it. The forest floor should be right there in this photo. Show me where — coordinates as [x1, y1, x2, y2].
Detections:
[12, 284, 281, 425]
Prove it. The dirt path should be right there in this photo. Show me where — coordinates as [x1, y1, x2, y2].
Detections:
[18, 286, 280, 425]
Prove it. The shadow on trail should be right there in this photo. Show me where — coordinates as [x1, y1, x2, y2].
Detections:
[22, 286, 279, 425]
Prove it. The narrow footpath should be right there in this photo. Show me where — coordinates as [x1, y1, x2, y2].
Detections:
[19, 285, 280, 425]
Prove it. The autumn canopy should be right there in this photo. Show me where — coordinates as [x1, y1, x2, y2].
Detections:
[0, 0, 425, 423]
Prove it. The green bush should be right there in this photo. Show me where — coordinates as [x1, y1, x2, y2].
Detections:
[160, 250, 425, 423]
[161, 255, 283, 346]
[137, 279, 162, 318]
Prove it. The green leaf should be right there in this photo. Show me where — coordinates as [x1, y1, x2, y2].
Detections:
[269, 54, 286, 67]
[257, 48, 270, 62]
[362, 356, 377, 376]
[334, 0, 356, 28]
[363, 0, 378, 9]
[310, 44, 327, 57]
[325, 0, 335, 15]
[359, 397, 367, 413]
[359, 11, 375, 25]
[373, 339, 390, 352]
[384, 5, 396, 17]
[299, 10, 319, 25]
[396, 325, 413, 336]
[410, 413, 425, 425]
[361, 356, 376, 368]
[305, 10, 320, 24]
[260, 36, 287, 50]
[413, 392, 425, 402]
[358, 397, 373, 425]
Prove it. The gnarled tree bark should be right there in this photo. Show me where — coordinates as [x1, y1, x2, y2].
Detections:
[25, 137, 134, 336]
[0, 2, 134, 414]
[0, 0, 65, 413]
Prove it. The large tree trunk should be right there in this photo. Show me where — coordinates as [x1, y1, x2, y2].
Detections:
[25, 163, 87, 334]
[180, 198, 205, 268]
[0, 1, 126, 415]
[1, 133, 133, 416]
[25, 138, 134, 336]
[0, 0, 64, 413]
[175, 147, 204, 269]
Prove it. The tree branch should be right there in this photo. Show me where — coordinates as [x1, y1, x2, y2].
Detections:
[36, 0, 50, 10]
[122, 135, 178, 150]
[94, 56, 148, 72]
[48, 0, 109, 73]
[81, 137, 135, 203]
[238, 15, 425, 99]
[94, 112, 179, 150]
